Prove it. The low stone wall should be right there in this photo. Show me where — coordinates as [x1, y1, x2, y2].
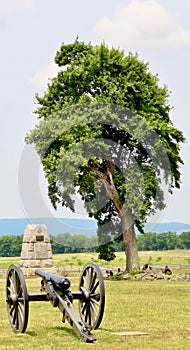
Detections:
[124, 271, 190, 282]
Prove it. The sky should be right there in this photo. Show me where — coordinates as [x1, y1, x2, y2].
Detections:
[0, 0, 190, 224]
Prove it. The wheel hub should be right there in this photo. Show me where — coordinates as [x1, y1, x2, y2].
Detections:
[83, 290, 90, 300]
[7, 293, 18, 306]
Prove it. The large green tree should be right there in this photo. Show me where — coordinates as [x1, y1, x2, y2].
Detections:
[26, 39, 185, 272]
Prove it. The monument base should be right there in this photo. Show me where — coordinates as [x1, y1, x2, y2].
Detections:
[20, 224, 54, 276]
[21, 266, 58, 278]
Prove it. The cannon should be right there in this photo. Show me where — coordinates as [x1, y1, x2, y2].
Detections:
[6, 262, 105, 343]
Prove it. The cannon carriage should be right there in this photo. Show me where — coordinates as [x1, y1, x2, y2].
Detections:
[6, 262, 105, 343]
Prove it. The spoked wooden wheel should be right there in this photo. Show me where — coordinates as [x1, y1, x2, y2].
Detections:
[6, 264, 29, 333]
[78, 262, 105, 330]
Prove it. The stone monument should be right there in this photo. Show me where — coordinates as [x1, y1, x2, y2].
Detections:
[20, 224, 54, 275]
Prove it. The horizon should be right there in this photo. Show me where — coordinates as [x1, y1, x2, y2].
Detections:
[0, 216, 190, 224]
[0, 217, 190, 237]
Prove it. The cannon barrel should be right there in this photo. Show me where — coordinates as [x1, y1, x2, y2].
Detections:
[35, 269, 70, 291]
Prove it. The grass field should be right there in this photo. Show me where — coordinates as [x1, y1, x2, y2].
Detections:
[0, 276, 190, 350]
[0, 250, 190, 349]
[0, 250, 190, 272]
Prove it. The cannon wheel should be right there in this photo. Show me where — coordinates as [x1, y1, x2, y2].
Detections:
[6, 264, 29, 333]
[78, 262, 105, 330]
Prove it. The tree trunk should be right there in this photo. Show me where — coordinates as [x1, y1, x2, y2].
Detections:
[119, 207, 140, 272]
[93, 166, 140, 272]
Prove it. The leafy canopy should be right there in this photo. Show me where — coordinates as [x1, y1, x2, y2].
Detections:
[26, 39, 185, 236]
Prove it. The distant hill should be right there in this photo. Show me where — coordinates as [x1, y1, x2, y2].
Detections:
[143, 222, 190, 234]
[0, 218, 97, 236]
[0, 218, 189, 236]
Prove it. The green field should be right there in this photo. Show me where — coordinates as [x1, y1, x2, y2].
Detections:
[0, 251, 190, 349]
[1, 250, 190, 271]
[0, 276, 189, 350]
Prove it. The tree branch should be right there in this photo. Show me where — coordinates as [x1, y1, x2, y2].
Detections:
[92, 167, 122, 212]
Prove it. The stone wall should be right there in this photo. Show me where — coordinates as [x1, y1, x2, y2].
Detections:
[123, 270, 190, 282]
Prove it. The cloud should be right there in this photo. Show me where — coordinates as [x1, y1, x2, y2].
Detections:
[0, 0, 34, 18]
[93, 0, 190, 50]
[0, 0, 34, 30]
[11, 0, 34, 11]
[30, 62, 61, 89]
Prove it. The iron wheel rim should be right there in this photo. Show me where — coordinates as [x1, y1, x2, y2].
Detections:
[78, 262, 105, 330]
[6, 264, 29, 333]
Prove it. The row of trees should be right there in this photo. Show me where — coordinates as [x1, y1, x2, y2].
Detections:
[0, 233, 98, 257]
[137, 231, 190, 251]
[0, 236, 23, 257]
[0, 231, 189, 257]
[50, 233, 98, 253]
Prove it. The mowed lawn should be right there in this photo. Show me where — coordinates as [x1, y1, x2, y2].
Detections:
[0, 251, 190, 350]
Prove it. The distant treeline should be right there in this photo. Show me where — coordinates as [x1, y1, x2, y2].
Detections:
[50, 233, 98, 253]
[0, 235, 23, 257]
[0, 233, 98, 257]
[0, 231, 189, 257]
[137, 231, 190, 251]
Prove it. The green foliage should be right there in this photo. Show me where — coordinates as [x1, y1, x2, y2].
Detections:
[0, 233, 98, 257]
[109, 274, 124, 281]
[129, 266, 142, 276]
[178, 231, 190, 249]
[156, 256, 162, 262]
[96, 243, 116, 261]
[148, 255, 153, 264]
[0, 235, 22, 257]
[26, 39, 185, 268]
[137, 231, 190, 251]
[0, 231, 189, 257]
[50, 233, 98, 254]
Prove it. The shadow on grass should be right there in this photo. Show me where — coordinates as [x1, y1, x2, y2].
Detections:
[26, 330, 38, 337]
[50, 326, 76, 337]
[98, 327, 112, 333]
[50, 325, 101, 342]
[51, 325, 113, 333]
